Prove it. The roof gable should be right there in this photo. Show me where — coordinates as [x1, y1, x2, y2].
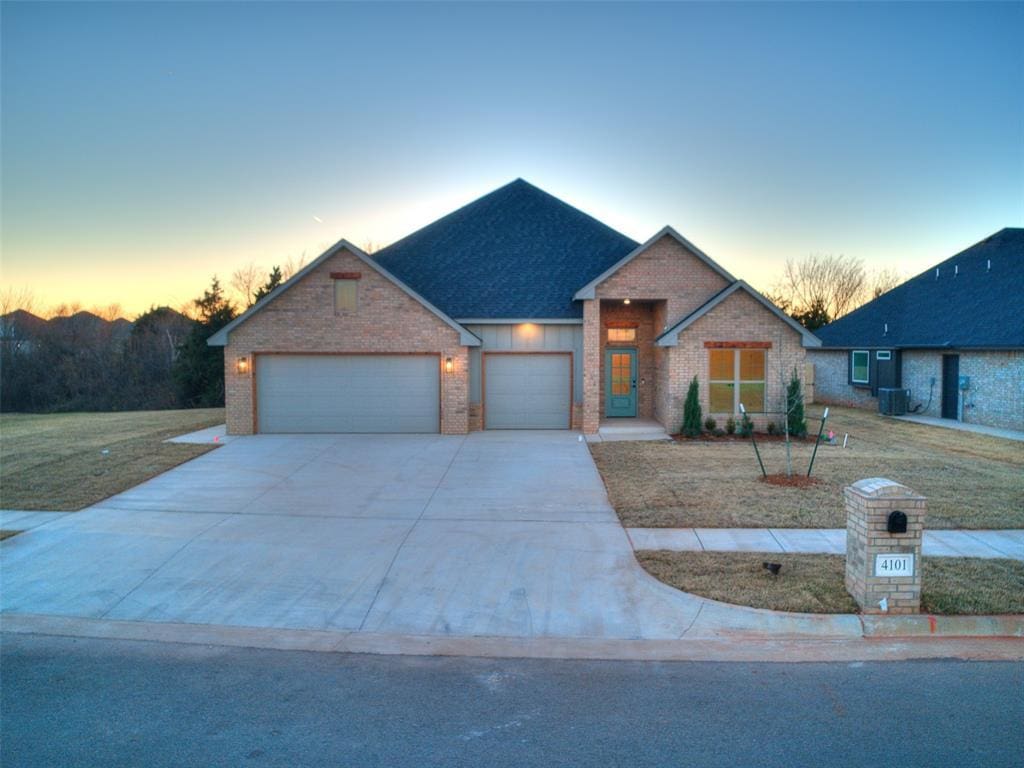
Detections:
[372, 179, 639, 319]
[574, 226, 735, 300]
[207, 240, 480, 347]
[656, 281, 822, 348]
[815, 228, 1024, 349]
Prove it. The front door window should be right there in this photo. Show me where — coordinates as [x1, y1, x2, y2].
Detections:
[605, 348, 637, 417]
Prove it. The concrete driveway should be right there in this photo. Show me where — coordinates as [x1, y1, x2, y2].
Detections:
[1, 432, 857, 641]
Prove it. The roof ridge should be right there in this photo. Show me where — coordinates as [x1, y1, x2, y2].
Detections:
[374, 179, 638, 260]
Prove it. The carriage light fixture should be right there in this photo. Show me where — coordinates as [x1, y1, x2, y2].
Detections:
[444, 357, 454, 374]
[236, 356, 250, 375]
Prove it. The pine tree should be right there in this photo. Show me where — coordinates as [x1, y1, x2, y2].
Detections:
[173, 277, 237, 408]
[682, 376, 703, 437]
[254, 266, 284, 302]
[786, 369, 807, 438]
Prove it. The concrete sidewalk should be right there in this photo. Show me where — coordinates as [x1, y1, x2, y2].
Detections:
[627, 527, 1024, 560]
[892, 414, 1024, 442]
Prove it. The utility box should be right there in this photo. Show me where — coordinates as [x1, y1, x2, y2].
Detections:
[845, 478, 926, 614]
[878, 387, 910, 416]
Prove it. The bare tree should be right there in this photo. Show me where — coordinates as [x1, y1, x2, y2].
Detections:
[871, 268, 903, 299]
[48, 301, 82, 318]
[0, 286, 36, 317]
[362, 240, 381, 255]
[281, 252, 308, 281]
[91, 303, 124, 322]
[769, 255, 907, 329]
[230, 263, 263, 308]
[775, 253, 867, 323]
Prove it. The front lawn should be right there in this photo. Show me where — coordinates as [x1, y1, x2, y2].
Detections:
[636, 551, 1024, 615]
[590, 406, 1023, 529]
[0, 409, 225, 511]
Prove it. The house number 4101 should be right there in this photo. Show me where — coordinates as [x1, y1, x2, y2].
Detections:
[875, 554, 914, 577]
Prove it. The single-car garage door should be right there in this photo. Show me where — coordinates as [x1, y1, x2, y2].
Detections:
[256, 355, 439, 433]
[484, 353, 571, 429]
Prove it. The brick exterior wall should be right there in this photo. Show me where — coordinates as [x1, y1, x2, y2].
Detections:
[808, 350, 877, 409]
[582, 299, 601, 433]
[593, 235, 732, 322]
[667, 290, 806, 432]
[844, 478, 925, 615]
[811, 348, 1024, 430]
[581, 234, 806, 433]
[222, 246, 469, 435]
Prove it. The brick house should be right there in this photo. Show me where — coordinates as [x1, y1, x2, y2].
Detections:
[209, 180, 820, 435]
[809, 228, 1024, 430]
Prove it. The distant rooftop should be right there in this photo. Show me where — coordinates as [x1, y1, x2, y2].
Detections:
[815, 228, 1024, 349]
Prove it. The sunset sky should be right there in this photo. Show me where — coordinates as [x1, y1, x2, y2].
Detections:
[2, 2, 1021, 318]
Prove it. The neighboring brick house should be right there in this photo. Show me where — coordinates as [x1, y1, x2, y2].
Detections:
[209, 180, 820, 435]
[809, 228, 1024, 430]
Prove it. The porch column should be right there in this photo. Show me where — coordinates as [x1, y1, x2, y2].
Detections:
[582, 298, 601, 433]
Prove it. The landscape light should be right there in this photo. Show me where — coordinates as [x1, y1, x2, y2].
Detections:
[623, 298, 631, 305]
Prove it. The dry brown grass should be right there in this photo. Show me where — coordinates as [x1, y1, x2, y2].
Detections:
[591, 406, 1024, 529]
[0, 409, 225, 511]
[636, 551, 1024, 615]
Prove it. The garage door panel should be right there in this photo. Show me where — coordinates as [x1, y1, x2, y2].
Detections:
[257, 355, 439, 433]
[485, 354, 570, 430]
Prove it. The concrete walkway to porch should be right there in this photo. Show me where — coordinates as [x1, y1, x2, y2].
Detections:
[892, 414, 1024, 442]
[627, 527, 1024, 560]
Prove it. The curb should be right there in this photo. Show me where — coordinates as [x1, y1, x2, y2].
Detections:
[860, 614, 1024, 638]
[2, 613, 1022, 663]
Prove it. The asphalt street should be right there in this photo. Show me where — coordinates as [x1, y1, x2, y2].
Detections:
[1, 634, 1021, 768]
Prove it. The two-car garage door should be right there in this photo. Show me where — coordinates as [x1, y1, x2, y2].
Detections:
[256, 355, 439, 433]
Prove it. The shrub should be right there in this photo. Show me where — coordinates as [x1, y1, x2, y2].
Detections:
[739, 413, 754, 437]
[767, 422, 778, 436]
[703, 416, 717, 432]
[725, 417, 736, 435]
[786, 369, 808, 438]
[682, 376, 703, 437]
[712, 428, 726, 437]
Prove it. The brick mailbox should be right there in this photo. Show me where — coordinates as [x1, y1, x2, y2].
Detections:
[844, 478, 926, 614]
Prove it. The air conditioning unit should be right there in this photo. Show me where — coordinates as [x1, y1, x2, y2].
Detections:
[878, 387, 909, 416]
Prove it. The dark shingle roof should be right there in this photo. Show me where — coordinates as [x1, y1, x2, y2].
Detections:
[815, 228, 1024, 349]
[372, 179, 639, 319]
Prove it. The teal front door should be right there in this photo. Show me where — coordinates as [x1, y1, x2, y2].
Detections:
[605, 348, 637, 417]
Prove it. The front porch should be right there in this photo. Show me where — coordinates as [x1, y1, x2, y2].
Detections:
[586, 417, 671, 443]
[582, 298, 671, 434]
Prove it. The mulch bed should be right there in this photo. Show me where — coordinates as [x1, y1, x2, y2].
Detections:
[759, 473, 822, 488]
[671, 433, 815, 443]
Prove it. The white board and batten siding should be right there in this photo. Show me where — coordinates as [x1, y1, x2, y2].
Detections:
[256, 354, 439, 433]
